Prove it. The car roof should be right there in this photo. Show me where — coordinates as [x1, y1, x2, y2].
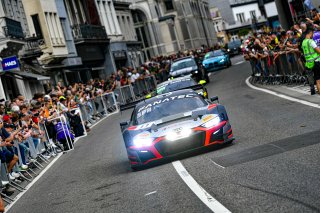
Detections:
[157, 76, 194, 87]
[136, 89, 199, 109]
[172, 56, 194, 63]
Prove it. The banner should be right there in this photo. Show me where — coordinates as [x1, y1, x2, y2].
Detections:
[2, 56, 19, 71]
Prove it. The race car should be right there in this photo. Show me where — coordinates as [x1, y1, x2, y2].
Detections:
[120, 89, 234, 170]
[146, 76, 208, 99]
[169, 56, 210, 82]
[202, 50, 231, 72]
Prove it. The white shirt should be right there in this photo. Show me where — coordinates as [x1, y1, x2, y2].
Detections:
[310, 40, 317, 49]
[130, 73, 140, 83]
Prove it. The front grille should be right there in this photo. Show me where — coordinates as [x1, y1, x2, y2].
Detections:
[155, 131, 205, 157]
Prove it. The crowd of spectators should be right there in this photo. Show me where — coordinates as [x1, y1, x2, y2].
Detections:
[243, 8, 320, 95]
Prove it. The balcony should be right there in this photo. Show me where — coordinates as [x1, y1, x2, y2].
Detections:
[19, 37, 45, 60]
[72, 24, 108, 44]
[1, 17, 25, 39]
[226, 16, 267, 30]
[230, 0, 257, 7]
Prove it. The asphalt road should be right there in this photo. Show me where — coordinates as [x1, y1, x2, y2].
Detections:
[9, 55, 320, 213]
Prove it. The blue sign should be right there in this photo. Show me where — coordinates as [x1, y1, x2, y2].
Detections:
[314, 31, 320, 47]
[2, 56, 19, 71]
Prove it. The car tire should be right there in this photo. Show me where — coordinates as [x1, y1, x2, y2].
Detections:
[205, 73, 210, 83]
[131, 164, 145, 171]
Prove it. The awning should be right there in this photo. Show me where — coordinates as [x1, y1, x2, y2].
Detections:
[6, 71, 50, 81]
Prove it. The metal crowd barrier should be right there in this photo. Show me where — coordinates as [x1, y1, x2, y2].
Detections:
[113, 85, 136, 105]
[0, 119, 61, 205]
[250, 51, 307, 85]
[101, 92, 119, 116]
[47, 116, 74, 152]
[132, 75, 157, 98]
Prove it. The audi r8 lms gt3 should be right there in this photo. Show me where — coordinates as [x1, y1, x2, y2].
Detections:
[120, 89, 234, 170]
[202, 50, 232, 72]
[145, 76, 208, 99]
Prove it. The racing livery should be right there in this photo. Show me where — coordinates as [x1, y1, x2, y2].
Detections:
[120, 89, 234, 170]
[146, 76, 208, 99]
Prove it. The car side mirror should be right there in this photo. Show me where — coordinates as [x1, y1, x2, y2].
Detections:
[120, 121, 129, 127]
[210, 96, 219, 103]
[199, 80, 207, 85]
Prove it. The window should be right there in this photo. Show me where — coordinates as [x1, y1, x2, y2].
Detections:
[236, 13, 245, 23]
[31, 14, 43, 38]
[250, 10, 256, 20]
[164, 0, 174, 11]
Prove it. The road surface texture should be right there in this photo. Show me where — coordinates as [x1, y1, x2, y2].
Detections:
[9, 56, 320, 213]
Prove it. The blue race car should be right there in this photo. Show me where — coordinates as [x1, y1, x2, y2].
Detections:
[202, 50, 232, 72]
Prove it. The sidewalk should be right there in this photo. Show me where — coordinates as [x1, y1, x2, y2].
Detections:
[252, 82, 320, 105]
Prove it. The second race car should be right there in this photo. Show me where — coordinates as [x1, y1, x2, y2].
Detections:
[146, 76, 208, 99]
[120, 89, 234, 170]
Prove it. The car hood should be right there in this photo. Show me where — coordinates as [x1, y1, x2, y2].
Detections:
[203, 56, 226, 64]
[128, 107, 218, 138]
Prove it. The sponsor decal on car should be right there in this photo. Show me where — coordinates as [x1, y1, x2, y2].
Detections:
[137, 93, 197, 115]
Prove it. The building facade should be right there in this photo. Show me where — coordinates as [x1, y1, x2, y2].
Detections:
[95, 0, 143, 70]
[0, 0, 52, 100]
[209, 0, 278, 42]
[210, 6, 228, 45]
[209, 0, 235, 25]
[130, 0, 217, 60]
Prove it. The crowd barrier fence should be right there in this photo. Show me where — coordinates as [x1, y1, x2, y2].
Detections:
[0, 76, 159, 206]
[250, 51, 308, 85]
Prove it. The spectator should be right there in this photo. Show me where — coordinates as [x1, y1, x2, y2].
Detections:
[301, 27, 320, 94]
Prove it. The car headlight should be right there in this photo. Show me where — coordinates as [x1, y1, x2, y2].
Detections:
[220, 59, 225, 63]
[133, 132, 153, 147]
[194, 70, 198, 74]
[201, 115, 220, 128]
[166, 128, 192, 141]
[227, 49, 230, 52]
[133, 138, 153, 147]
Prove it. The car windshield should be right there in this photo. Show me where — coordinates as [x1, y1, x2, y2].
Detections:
[157, 79, 197, 94]
[133, 95, 207, 125]
[213, 50, 225, 57]
[228, 40, 241, 49]
[171, 59, 196, 72]
[204, 52, 214, 59]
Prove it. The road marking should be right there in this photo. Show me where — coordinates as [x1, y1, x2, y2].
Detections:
[210, 159, 225, 169]
[6, 153, 63, 213]
[246, 77, 320, 109]
[144, 191, 157, 196]
[172, 161, 231, 213]
[235, 61, 244, 65]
